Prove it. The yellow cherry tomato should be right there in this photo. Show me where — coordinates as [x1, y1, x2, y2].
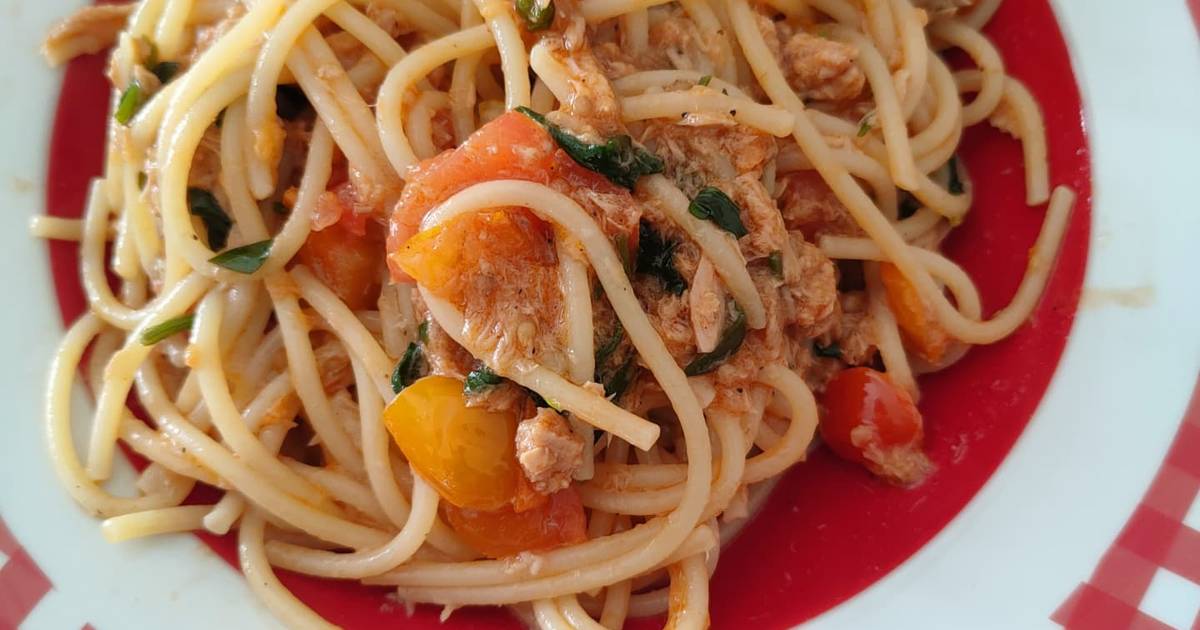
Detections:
[382, 375, 519, 510]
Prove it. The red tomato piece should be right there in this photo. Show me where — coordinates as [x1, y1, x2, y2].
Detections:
[442, 486, 588, 558]
[819, 367, 934, 486]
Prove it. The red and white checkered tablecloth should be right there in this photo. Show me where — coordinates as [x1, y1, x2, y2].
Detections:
[1053, 382, 1200, 630]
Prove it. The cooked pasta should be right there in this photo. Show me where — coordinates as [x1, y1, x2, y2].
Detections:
[37, 0, 1073, 626]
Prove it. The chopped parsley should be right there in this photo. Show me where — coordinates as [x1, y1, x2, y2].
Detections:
[684, 305, 747, 376]
[391, 342, 425, 393]
[857, 110, 875, 138]
[151, 61, 180, 84]
[947, 155, 965, 195]
[417, 320, 430, 344]
[515, 0, 555, 30]
[209, 239, 272, 274]
[464, 363, 504, 395]
[698, 75, 713, 87]
[115, 80, 145, 125]
[688, 187, 748, 238]
[187, 188, 232, 250]
[635, 220, 687, 296]
[139, 313, 194, 345]
[516, 106, 664, 189]
[768, 250, 784, 277]
[813, 340, 842, 359]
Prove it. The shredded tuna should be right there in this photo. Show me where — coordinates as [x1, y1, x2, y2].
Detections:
[515, 408, 584, 494]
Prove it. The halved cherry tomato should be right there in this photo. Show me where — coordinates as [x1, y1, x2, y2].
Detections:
[389, 208, 556, 304]
[879, 262, 951, 364]
[820, 367, 933, 486]
[387, 110, 629, 282]
[442, 486, 587, 558]
[382, 376, 519, 510]
[295, 219, 383, 311]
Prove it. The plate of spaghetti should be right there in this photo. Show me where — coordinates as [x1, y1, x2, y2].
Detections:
[5, 0, 1200, 627]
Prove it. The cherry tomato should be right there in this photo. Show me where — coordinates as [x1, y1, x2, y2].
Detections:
[382, 376, 519, 510]
[390, 208, 556, 304]
[442, 486, 587, 558]
[878, 262, 951, 364]
[295, 220, 382, 311]
[820, 367, 933, 486]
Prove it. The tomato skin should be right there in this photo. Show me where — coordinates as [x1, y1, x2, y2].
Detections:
[382, 376, 519, 510]
[442, 487, 587, 558]
[295, 220, 382, 311]
[878, 263, 951, 364]
[390, 208, 556, 303]
[387, 111, 630, 282]
[819, 368, 933, 486]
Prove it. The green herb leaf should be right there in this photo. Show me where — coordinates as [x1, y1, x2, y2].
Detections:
[857, 110, 875, 138]
[140, 313, 194, 345]
[595, 320, 624, 367]
[151, 61, 180, 84]
[115, 80, 145, 125]
[187, 188, 233, 251]
[947, 155, 964, 195]
[813, 340, 842, 359]
[516, 106, 663, 189]
[898, 195, 920, 219]
[271, 201, 289, 215]
[768, 250, 784, 277]
[391, 342, 426, 393]
[602, 357, 637, 401]
[688, 187, 748, 238]
[142, 37, 159, 69]
[698, 75, 713, 87]
[275, 85, 310, 121]
[613, 233, 634, 277]
[635, 220, 687, 295]
[209, 239, 272, 274]
[515, 0, 555, 30]
[684, 305, 746, 376]
[417, 320, 430, 344]
[464, 363, 504, 395]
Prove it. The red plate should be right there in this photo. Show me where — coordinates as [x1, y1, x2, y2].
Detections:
[42, 0, 1090, 626]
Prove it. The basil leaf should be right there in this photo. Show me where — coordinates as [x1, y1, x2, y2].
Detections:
[813, 341, 842, 359]
[151, 61, 180, 84]
[603, 358, 637, 401]
[635, 220, 686, 295]
[391, 342, 425, 393]
[275, 85, 311, 121]
[698, 75, 713, 87]
[515, 0, 555, 30]
[684, 305, 747, 376]
[209, 239, 272, 274]
[187, 188, 232, 251]
[688, 187, 748, 238]
[464, 364, 503, 395]
[140, 314, 194, 345]
[115, 80, 145, 125]
[613, 233, 634, 277]
[947, 155, 964, 195]
[768, 250, 784, 277]
[417, 320, 430, 344]
[595, 320, 624, 367]
[857, 110, 875, 138]
[516, 106, 663, 189]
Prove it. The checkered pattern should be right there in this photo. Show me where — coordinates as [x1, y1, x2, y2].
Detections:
[1053, 387, 1200, 630]
[0, 516, 52, 630]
